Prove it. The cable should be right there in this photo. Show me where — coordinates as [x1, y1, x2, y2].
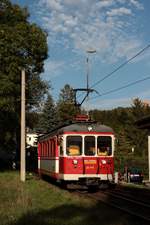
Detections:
[24, 75, 150, 107]
[76, 43, 150, 103]
[90, 44, 150, 89]
[90, 75, 150, 100]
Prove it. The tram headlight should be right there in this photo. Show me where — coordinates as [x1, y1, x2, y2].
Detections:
[73, 159, 78, 165]
[101, 160, 106, 164]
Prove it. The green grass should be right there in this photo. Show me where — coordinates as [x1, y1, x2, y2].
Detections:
[0, 171, 146, 225]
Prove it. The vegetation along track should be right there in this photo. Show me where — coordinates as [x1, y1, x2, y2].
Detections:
[72, 186, 150, 222]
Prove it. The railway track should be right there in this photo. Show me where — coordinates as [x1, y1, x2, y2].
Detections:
[73, 186, 150, 222]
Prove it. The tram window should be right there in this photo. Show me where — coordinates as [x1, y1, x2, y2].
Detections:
[41, 143, 43, 156]
[46, 142, 48, 157]
[58, 136, 64, 156]
[52, 141, 55, 157]
[50, 140, 53, 157]
[97, 136, 112, 156]
[48, 141, 51, 157]
[60, 140, 63, 155]
[53, 140, 56, 157]
[48, 141, 50, 157]
[44, 143, 46, 157]
[51, 140, 54, 157]
[42, 143, 44, 156]
[38, 143, 42, 157]
[84, 136, 95, 156]
[66, 136, 82, 156]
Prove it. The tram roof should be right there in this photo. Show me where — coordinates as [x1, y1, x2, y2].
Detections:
[58, 123, 113, 133]
[39, 122, 114, 141]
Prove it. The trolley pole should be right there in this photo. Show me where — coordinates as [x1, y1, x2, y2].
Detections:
[20, 69, 26, 182]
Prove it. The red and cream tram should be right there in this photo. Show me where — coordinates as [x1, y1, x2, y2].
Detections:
[38, 117, 115, 187]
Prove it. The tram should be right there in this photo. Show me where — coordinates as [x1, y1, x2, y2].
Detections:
[38, 115, 115, 188]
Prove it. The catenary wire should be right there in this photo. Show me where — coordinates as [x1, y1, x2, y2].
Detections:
[89, 75, 150, 100]
[77, 43, 150, 103]
[90, 43, 150, 89]
[22, 45, 150, 104]
[26, 75, 150, 104]
[26, 75, 150, 103]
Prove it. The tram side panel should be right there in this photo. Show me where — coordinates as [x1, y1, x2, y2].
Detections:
[38, 137, 59, 179]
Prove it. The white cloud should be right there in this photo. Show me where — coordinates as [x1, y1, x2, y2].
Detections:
[129, 0, 144, 10]
[109, 38, 142, 63]
[37, 0, 145, 64]
[43, 57, 84, 80]
[107, 7, 132, 16]
[43, 59, 65, 79]
[39, 0, 62, 11]
[95, 0, 115, 9]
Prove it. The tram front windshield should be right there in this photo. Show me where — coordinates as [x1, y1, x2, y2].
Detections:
[66, 135, 112, 156]
[66, 136, 82, 156]
[84, 136, 95, 156]
[97, 136, 112, 156]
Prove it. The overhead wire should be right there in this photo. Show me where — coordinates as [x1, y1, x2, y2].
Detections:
[89, 75, 150, 100]
[76, 43, 150, 105]
[26, 74, 150, 104]
[25, 44, 150, 105]
[90, 43, 150, 89]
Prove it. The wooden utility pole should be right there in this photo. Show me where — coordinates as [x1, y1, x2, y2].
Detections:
[20, 69, 26, 182]
[148, 136, 150, 181]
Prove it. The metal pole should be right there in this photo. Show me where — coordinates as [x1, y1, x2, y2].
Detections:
[148, 136, 150, 181]
[20, 69, 26, 182]
[86, 50, 96, 91]
[86, 56, 89, 91]
[85, 55, 90, 115]
[85, 49, 96, 113]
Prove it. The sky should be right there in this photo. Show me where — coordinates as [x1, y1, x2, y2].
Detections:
[11, 0, 150, 109]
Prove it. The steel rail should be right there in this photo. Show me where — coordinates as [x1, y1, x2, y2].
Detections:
[104, 189, 150, 206]
[85, 191, 150, 222]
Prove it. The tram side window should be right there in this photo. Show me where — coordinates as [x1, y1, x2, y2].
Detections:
[41, 143, 44, 157]
[48, 141, 50, 157]
[45, 141, 48, 157]
[48, 141, 51, 157]
[53, 141, 55, 157]
[59, 137, 63, 155]
[38, 143, 42, 157]
[97, 136, 112, 156]
[51, 140, 55, 157]
[44, 142, 46, 157]
[49, 140, 52, 157]
[85, 136, 95, 156]
[66, 136, 82, 156]
[50, 141, 52, 156]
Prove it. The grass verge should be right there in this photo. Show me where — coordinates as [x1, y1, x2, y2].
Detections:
[0, 171, 146, 225]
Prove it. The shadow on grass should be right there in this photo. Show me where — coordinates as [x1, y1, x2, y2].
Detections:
[8, 202, 144, 225]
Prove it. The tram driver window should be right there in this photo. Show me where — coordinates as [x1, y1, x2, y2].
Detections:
[66, 136, 82, 156]
[97, 136, 112, 156]
[85, 136, 95, 156]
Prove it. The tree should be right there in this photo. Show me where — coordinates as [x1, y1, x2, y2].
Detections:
[56, 84, 79, 124]
[0, 0, 49, 111]
[131, 98, 147, 119]
[38, 93, 57, 132]
[0, 0, 49, 162]
[127, 98, 149, 157]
